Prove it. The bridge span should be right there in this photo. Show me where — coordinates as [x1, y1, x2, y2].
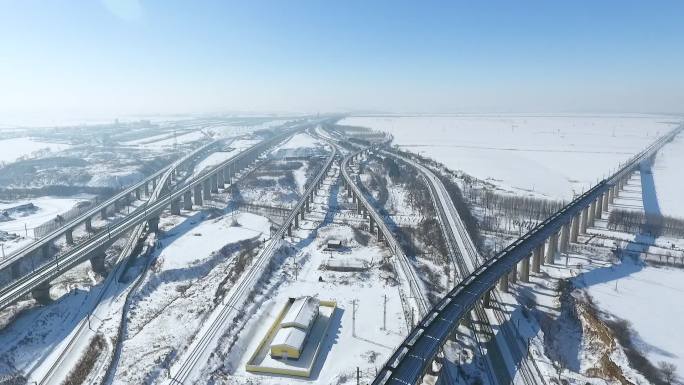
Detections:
[371, 124, 683, 385]
[0, 124, 309, 310]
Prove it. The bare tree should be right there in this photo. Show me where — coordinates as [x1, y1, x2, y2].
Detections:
[659, 361, 678, 385]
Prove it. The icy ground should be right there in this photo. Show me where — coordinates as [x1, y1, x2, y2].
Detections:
[650, 133, 684, 218]
[340, 114, 680, 200]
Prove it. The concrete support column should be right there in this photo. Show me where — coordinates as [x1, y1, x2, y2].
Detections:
[287, 224, 292, 236]
[32, 282, 52, 305]
[306, 200, 310, 212]
[532, 245, 542, 273]
[65, 228, 74, 245]
[152, 178, 157, 189]
[377, 230, 384, 242]
[171, 198, 181, 215]
[560, 223, 570, 253]
[608, 187, 614, 203]
[90, 252, 107, 275]
[369, 217, 375, 233]
[595, 196, 603, 220]
[203, 179, 211, 201]
[300, 209, 305, 220]
[356, 200, 362, 215]
[145, 182, 150, 196]
[101, 206, 108, 219]
[509, 263, 518, 284]
[602, 191, 609, 212]
[545, 233, 558, 264]
[520, 255, 530, 283]
[194, 185, 203, 206]
[579, 207, 588, 234]
[85, 217, 93, 233]
[135, 188, 141, 200]
[588, 201, 596, 226]
[613, 184, 619, 199]
[148, 216, 160, 233]
[483, 289, 492, 308]
[183, 191, 193, 210]
[570, 214, 580, 243]
[294, 215, 299, 229]
[210, 174, 218, 193]
[217, 171, 225, 189]
[498, 275, 509, 292]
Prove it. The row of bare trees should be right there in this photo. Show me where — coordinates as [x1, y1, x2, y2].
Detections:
[608, 209, 684, 238]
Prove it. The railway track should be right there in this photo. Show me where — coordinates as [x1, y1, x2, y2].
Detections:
[163, 143, 337, 384]
[387, 150, 550, 385]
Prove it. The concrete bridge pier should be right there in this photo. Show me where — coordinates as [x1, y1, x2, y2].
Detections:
[509, 263, 517, 284]
[203, 179, 212, 201]
[520, 255, 530, 282]
[602, 191, 610, 213]
[588, 201, 596, 226]
[483, 289, 492, 308]
[152, 178, 157, 190]
[300, 208, 305, 220]
[145, 182, 150, 196]
[90, 252, 107, 275]
[194, 185, 203, 206]
[377, 230, 384, 242]
[210, 174, 219, 193]
[559, 223, 570, 253]
[369, 217, 375, 233]
[135, 188, 141, 200]
[294, 215, 299, 229]
[306, 200, 311, 212]
[545, 233, 558, 264]
[607, 187, 614, 204]
[183, 191, 193, 210]
[498, 274, 509, 292]
[595, 196, 603, 220]
[570, 214, 580, 243]
[148, 216, 160, 233]
[532, 245, 543, 273]
[579, 206, 588, 234]
[171, 198, 181, 215]
[65, 228, 74, 245]
[101, 206, 108, 219]
[287, 224, 292, 236]
[32, 282, 52, 305]
[356, 200, 362, 215]
[217, 171, 225, 189]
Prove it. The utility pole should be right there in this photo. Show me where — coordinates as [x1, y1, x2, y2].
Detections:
[382, 294, 387, 331]
[352, 299, 357, 337]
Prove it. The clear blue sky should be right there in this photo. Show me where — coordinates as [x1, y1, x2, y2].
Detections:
[1, 0, 683, 122]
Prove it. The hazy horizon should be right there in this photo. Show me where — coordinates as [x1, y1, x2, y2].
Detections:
[2, 0, 683, 124]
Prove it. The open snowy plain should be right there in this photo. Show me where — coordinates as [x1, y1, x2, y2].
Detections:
[340, 115, 680, 200]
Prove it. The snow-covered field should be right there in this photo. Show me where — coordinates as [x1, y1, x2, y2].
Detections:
[651, 133, 684, 218]
[0, 195, 93, 256]
[0, 137, 71, 163]
[340, 115, 681, 200]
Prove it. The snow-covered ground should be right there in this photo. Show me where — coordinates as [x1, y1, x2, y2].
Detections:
[651, 133, 684, 218]
[278, 132, 324, 150]
[340, 115, 681, 200]
[0, 195, 93, 257]
[136, 131, 208, 150]
[112, 211, 272, 384]
[0, 137, 71, 163]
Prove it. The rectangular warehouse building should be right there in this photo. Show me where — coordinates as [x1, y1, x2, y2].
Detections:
[270, 296, 320, 359]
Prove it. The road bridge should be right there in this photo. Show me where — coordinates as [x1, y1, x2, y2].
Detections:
[0, 125, 308, 310]
[164, 138, 338, 385]
[372, 124, 683, 385]
[0, 139, 219, 279]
